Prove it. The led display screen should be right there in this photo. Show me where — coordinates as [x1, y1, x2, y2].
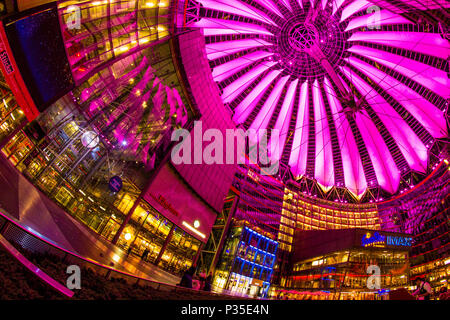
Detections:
[2, 3, 74, 111]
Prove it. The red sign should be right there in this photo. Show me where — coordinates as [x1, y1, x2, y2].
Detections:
[0, 21, 39, 121]
[144, 164, 217, 243]
[151, 194, 180, 217]
[0, 50, 13, 74]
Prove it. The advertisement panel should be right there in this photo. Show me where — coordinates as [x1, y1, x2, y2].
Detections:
[144, 163, 217, 243]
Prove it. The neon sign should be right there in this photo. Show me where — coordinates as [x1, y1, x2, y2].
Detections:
[0, 50, 13, 74]
[362, 232, 412, 247]
[362, 232, 386, 247]
[386, 236, 412, 247]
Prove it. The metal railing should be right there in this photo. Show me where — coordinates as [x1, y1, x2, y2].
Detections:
[0, 209, 252, 300]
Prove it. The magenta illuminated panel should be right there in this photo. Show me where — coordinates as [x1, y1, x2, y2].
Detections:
[332, 0, 346, 14]
[222, 62, 277, 104]
[289, 81, 309, 178]
[193, 18, 273, 36]
[212, 51, 273, 82]
[345, 10, 412, 31]
[206, 39, 273, 60]
[253, 0, 284, 18]
[145, 164, 217, 243]
[313, 79, 334, 191]
[249, 75, 290, 142]
[233, 69, 281, 124]
[176, 30, 239, 213]
[269, 79, 298, 162]
[279, 0, 293, 12]
[324, 77, 367, 197]
[195, 0, 277, 26]
[348, 32, 450, 59]
[346, 57, 428, 173]
[182, 0, 448, 199]
[341, 66, 401, 193]
[345, 50, 448, 138]
[347, 45, 450, 98]
[341, 0, 372, 21]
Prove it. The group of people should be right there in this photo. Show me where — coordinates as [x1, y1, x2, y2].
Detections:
[178, 266, 213, 292]
[412, 277, 449, 300]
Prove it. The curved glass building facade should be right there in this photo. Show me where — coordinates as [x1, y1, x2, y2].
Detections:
[0, 0, 448, 301]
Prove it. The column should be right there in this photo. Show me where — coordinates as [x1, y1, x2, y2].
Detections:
[154, 224, 175, 265]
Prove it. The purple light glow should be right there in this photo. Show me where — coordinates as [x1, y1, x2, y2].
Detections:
[193, 18, 273, 36]
[222, 62, 277, 104]
[249, 75, 290, 143]
[355, 108, 400, 194]
[347, 45, 450, 98]
[269, 79, 298, 162]
[212, 51, 274, 82]
[233, 70, 282, 124]
[289, 81, 309, 178]
[341, 63, 428, 173]
[195, 0, 277, 26]
[279, 0, 293, 12]
[253, 0, 284, 18]
[348, 31, 450, 59]
[187, 0, 448, 198]
[338, 66, 400, 193]
[332, 0, 346, 15]
[205, 39, 273, 60]
[345, 10, 412, 32]
[345, 52, 448, 138]
[340, 0, 372, 21]
[324, 77, 367, 197]
[313, 79, 334, 191]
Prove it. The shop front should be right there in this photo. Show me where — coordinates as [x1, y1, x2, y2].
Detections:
[212, 224, 278, 298]
[284, 228, 413, 300]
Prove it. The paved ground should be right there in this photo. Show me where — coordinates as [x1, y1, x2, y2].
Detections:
[0, 154, 180, 286]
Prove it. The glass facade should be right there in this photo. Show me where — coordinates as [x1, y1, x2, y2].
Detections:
[0, 1, 200, 276]
[212, 223, 278, 298]
[0, 73, 27, 145]
[58, 0, 171, 82]
[0, 0, 448, 302]
[280, 187, 380, 252]
[279, 247, 410, 300]
[378, 163, 450, 294]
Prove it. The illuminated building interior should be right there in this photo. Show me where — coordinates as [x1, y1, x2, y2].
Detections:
[0, 0, 448, 301]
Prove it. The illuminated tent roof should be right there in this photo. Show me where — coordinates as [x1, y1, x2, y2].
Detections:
[183, 0, 449, 199]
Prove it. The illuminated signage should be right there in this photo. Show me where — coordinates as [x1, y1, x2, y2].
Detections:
[182, 221, 206, 239]
[108, 176, 123, 193]
[0, 22, 39, 121]
[386, 236, 412, 247]
[248, 170, 260, 183]
[362, 232, 386, 247]
[151, 194, 180, 217]
[362, 232, 412, 248]
[0, 50, 13, 74]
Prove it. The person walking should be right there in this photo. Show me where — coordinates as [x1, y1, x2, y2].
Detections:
[412, 277, 432, 300]
[203, 272, 213, 292]
[141, 248, 149, 261]
[438, 286, 449, 300]
[179, 266, 196, 289]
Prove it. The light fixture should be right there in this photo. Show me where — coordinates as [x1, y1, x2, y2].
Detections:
[182, 221, 206, 239]
[124, 233, 132, 241]
[81, 131, 99, 148]
[193, 220, 200, 228]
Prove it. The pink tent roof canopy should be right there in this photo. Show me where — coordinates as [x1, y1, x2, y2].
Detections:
[182, 0, 449, 202]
